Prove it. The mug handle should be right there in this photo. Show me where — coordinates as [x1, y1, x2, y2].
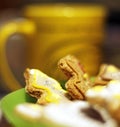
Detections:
[0, 18, 36, 91]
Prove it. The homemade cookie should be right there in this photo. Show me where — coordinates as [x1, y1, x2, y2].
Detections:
[58, 55, 92, 100]
[94, 64, 120, 86]
[86, 80, 120, 122]
[24, 68, 68, 105]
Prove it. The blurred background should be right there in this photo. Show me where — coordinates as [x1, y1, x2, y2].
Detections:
[0, 0, 120, 97]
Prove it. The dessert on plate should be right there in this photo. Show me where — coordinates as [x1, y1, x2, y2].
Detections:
[14, 54, 120, 127]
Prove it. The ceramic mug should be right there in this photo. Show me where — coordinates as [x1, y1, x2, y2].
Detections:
[0, 4, 107, 91]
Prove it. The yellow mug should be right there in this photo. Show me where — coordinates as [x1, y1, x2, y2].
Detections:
[0, 4, 107, 91]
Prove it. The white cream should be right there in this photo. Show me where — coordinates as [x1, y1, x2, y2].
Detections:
[15, 101, 117, 127]
[15, 103, 43, 119]
[43, 101, 117, 127]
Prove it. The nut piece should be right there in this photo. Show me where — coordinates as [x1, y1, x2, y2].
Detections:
[58, 55, 92, 100]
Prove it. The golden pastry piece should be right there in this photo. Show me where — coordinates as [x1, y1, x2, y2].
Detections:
[24, 68, 68, 105]
[58, 55, 93, 100]
[94, 64, 120, 86]
[86, 80, 120, 122]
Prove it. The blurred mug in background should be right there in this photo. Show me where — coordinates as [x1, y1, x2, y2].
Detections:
[0, 3, 107, 92]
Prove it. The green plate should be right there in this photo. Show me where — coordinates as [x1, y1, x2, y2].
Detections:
[0, 88, 50, 127]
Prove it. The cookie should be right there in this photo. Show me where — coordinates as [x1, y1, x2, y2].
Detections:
[94, 64, 120, 86]
[58, 55, 92, 100]
[24, 68, 68, 105]
[86, 80, 120, 122]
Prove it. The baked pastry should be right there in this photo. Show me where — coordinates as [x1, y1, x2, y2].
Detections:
[22, 55, 120, 126]
[86, 79, 120, 122]
[94, 64, 120, 86]
[58, 55, 92, 100]
[24, 68, 69, 105]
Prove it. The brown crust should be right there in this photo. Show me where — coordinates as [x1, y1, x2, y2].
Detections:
[24, 68, 70, 105]
[94, 64, 120, 86]
[58, 55, 92, 100]
[24, 68, 48, 104]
